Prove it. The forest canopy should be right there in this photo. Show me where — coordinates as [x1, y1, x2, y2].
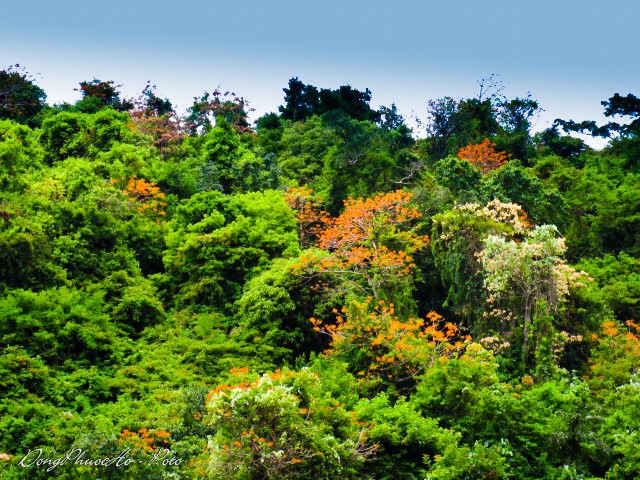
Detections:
[1, 67, 640, 479]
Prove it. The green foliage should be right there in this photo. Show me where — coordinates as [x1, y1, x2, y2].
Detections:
[163, 190, 300, 311]
[0, 120, 44, 191]
[0, 211, 66, 290]
[357, 394, 458, 479]
[596, 380, 640, 479]
[40, 109, 133, 162]
[199, 119, 275, 193]
[0, 65, 47, 127]
[279, 77, 379, 123]
[431, 200, 526, 330]
[234, 256, 326, 362]
[576, 252, 640, 321]
[276, 115, 341, 186]
[204, 368, 367, 479]
[0, 287, 125, 367]
[481, 160, 569, 227]
[3, 74, 640, 480]
[433, 155, 482, 201]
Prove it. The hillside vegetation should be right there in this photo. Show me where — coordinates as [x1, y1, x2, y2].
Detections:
[2, 69, 640, 479]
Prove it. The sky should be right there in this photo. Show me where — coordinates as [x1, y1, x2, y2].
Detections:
[2, 0, 638, 148]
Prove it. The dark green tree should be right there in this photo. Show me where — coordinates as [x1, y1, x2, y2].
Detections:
[0, 65, 47, 127]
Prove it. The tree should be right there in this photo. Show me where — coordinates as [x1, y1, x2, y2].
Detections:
[204, 368, 371, 479]
[163, 190, 300, 311]
[186, 89, 253, 134]
[555, 92, 640, 167]
[275, 115, 341, 186]
[316, 114, 405, 211]
[498, 95, 541, 134]
[425, 96, 500, 159]
[425, 97, 459, 158]
[588, 319, 640, 388]
[128, 83, 184, 155]
[576, 252, 640, 322]
[198, 119, 268, 193]
[138, 82, 173, 116]
[0, 65, 46, 127]
[234, 256, 328, 362]
[433, 156, 482, 202]
[378, 103, 414, 148]
[119, 175, 168, 220]
[0, 119, 44, 192]
[318, 85, 380, 122]
[535, 126, 589, 161]
[298, 190, 428, 313]
[479, 225, 590, 366]
[284, 186, 330, 248]
[279, 77, 320, 122]
[75, 78, 133, 112]
[556, 92, 640, 139]
[39, 109, 133, 162]
[482, 160, 569, 227]
[457, 138, 509, 174]
[431, 200, 532, 330]
[311, 298, 470, 390]
[278, 78, 379, 123]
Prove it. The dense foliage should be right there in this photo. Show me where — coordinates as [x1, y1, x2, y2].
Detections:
[2, 68, 640, 479]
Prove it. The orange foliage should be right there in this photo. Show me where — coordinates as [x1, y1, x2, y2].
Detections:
[457, 138, 509, 174]
[297, 190, 428, 301]
[588, 320, 640, 386]
[119, 175, 168, 219]
[318, 190, 424, 250]
[284, 186, 330, 248]
[118, 428, 172, 453]
[312, 298, 471, 384]
[594, 320, 640, 355]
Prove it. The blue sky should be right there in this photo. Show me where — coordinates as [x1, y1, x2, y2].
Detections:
[2, 0, 638, 147]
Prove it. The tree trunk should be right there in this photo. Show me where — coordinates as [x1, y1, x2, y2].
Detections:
[522, 299, 531, 363]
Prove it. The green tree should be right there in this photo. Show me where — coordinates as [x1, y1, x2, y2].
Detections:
[204, 368, 368, 479]
[163, 190, 300, 311]
[198, 120, 271, 193]
[0, 65, 47, 127]
[0, 120, 44, 192]
[75, 78, 133, 112]
[278, 77, 379, 122]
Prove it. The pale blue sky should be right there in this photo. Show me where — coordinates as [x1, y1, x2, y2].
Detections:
[2, 0, 638, 146]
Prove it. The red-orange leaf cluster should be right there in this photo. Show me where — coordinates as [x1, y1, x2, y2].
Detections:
[311, 298, 471, 385]
[119, 428, 171, 453]
[298, 190, 428, 302]
[457, 138, 509, 174]
[119, 175, 167, 218]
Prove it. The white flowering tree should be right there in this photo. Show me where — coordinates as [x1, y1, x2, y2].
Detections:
[431, 199, 532, 330]
[479, 225, 589, 361]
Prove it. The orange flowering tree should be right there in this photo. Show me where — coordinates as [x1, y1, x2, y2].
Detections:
[311, 298, 471, 389]
[284, 186, 330, 248]
[589, 319, 640, 388]
[119, 175, 168, 219]
[99, 428, 179, 479]
[457, 138, 509, 174]
[297, 190, 428, 311]
[118, 427, 172, 454]
[204, 368, 373, 479]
